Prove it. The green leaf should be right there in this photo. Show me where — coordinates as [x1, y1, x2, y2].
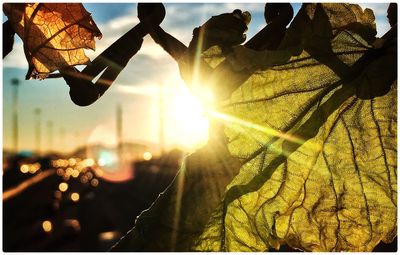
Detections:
[112, 3, 396, 252]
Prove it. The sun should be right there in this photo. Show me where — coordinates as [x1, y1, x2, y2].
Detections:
[163, 80, 215, 151]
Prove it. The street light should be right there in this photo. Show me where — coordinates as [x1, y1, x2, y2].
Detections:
[34, 108, 41, 155]
[60, 127, 65, 153]
[116, 104, 123, 162]
[159, 82, 165, 154]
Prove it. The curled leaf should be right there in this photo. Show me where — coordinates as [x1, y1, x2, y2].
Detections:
[3, 3, 102, 79]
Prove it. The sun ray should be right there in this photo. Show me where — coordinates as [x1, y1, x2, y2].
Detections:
[171, 160, 186, 250]
[190, 26, 205, 90]
[209, 111, 322, 157]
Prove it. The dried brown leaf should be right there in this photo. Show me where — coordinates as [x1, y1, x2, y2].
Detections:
[3, 3, 102, 79]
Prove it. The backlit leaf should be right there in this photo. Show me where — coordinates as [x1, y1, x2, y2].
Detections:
[3, 3, 102, 79]
[194, 4, 397, 252]
[112, 3, 396, 252]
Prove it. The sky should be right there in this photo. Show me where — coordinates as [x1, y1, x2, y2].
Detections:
[2, 3, 391, 154]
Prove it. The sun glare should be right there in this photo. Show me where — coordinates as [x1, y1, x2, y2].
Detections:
[165, 82, 214, 151]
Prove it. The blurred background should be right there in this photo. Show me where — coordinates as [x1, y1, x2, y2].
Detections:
[2, 3, 395, 251]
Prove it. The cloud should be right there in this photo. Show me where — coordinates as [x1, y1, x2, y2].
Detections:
[162, 3, 265, 44]
[3, 42, 28, 69]
[358, 3, 390, 36]
[85, 8, 140, 59]
[359, 3, 389, 17]
[110, 53, 179, 86]
[115, 83, 159, 97]
[375, 17, 391, 37]
[140, 36, 171, 59]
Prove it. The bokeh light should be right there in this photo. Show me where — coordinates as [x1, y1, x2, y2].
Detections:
[143, 152, 152, 161]
[70, 193, 80, 202]
[42, 220, 52, 233]
[58, 182, 68, 192]
[90, 179, 99, 187]
[20, 164, 29, 173]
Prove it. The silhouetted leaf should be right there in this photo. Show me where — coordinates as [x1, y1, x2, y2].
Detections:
[3, 3, 102, 79]
[112, 3, 396, 252]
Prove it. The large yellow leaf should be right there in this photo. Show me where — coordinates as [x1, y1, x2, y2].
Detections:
[3, 3, 102, 79]
[111, 3, 396, 252]
[194, 4, 397, 252]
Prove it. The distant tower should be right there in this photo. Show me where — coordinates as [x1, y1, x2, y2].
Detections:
[60, 127, 65, 153]
[34, 108, 42, 155]
[116, 104, 123, 160]
[74, 131, 80, 150]
[11, 78, 20, 153]
[47, 121, 54, 153]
